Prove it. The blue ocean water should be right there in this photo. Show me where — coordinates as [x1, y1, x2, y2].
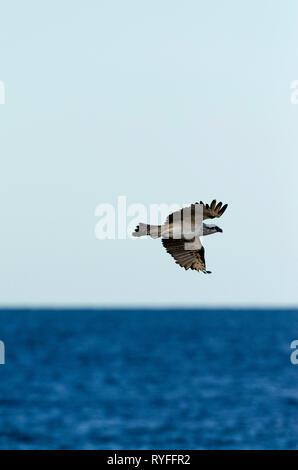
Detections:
[0, 308, 297, 450]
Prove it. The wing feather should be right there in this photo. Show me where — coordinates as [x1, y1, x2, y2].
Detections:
[162, 238, 211, 273]
[165, 199, 228, 224]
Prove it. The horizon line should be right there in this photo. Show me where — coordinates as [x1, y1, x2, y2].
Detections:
[0, 305, 297, 311]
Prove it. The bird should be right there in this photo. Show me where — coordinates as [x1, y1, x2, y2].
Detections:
[132, 200, 228, 274]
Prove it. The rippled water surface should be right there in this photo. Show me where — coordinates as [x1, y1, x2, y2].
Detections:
[0, 308, 297, 449]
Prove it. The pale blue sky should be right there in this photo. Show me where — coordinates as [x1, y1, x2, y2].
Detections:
[0, 1, 298, 306]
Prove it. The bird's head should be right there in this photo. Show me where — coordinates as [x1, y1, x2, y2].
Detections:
[203, 223, 223, 236]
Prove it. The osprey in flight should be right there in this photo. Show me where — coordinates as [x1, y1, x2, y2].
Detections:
[132, 200, 228, 274]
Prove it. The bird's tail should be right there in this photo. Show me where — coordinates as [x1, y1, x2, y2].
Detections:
[132, 223, 162, 239]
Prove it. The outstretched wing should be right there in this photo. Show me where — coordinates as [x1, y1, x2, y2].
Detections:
[198, 199, 228, 220]
[162, 237, 211, 273]
[165, 200, 228, 224]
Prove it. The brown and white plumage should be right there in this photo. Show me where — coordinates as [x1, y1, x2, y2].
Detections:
[199, 200, 228, 220]
[162, 237, 209, 273]
[133, 199, 228, 274]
